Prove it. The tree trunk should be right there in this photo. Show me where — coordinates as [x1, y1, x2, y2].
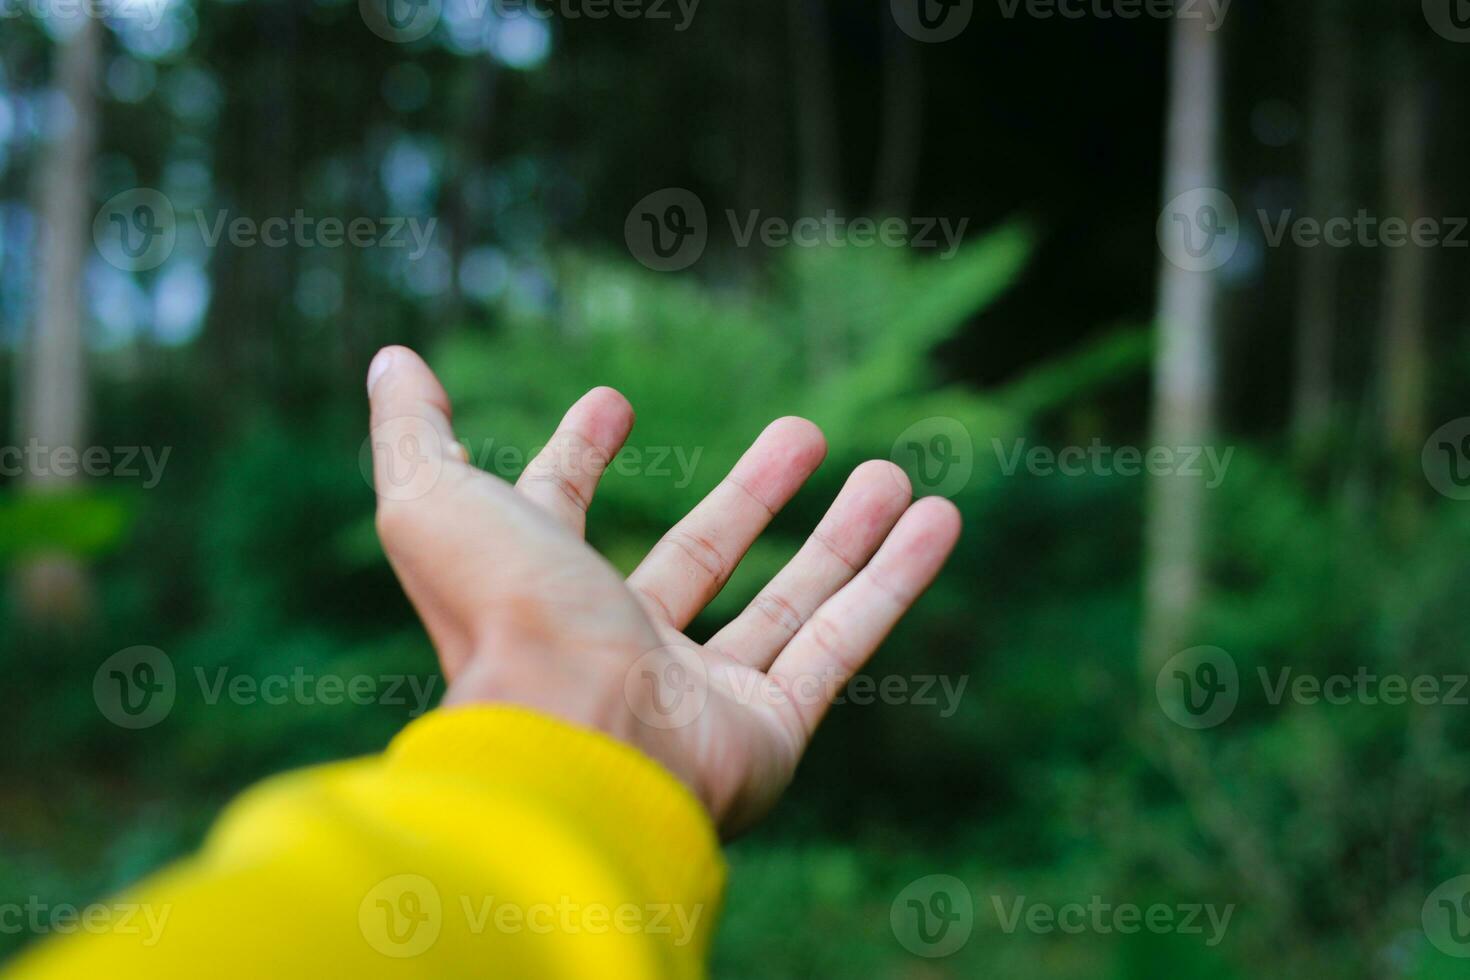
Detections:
[1140, 14, 1222, 677]
[871, 14, 922, 218]
[1291, 0, 1350, 453]
[15, 16, 103, 624]
[787, 0, 844, 378]
[788, 0, 840, 215]
[1378, 47, 1429, 469]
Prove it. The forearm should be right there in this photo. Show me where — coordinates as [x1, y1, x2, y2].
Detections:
[6, 707, 725, 979]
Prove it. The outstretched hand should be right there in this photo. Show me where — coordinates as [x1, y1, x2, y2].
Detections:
[366, 345, 961, 835]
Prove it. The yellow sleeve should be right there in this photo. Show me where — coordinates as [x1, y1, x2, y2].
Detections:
[5, 706, 726, 979]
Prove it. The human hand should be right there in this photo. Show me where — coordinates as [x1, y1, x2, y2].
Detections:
[366, 346, 961, 835]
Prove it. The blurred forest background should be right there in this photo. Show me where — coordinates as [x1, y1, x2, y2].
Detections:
[4, 0, 1470, 976]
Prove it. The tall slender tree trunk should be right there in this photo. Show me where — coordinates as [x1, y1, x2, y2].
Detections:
[16, 16, 103, 623]
[788, 0, 843, 378]
[1378, 46, 1429, 470]
[1140, 14, 1222, 677]
[733, 2, 785, 284]
[871, 14, 922, 218]
[1139, 21, 1294, 913]
[1291, 1, 1350, 453]
[789, 0, 840, 215]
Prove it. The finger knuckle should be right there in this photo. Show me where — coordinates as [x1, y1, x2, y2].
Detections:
[752, 590, 805, 637]
[665, 528, 729, 582]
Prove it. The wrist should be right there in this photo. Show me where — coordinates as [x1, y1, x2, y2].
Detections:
[442, 646, 718, 822]
[443, 650, 640, 744]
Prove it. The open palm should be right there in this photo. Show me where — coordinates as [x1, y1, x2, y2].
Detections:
[367, 346, 960, 835]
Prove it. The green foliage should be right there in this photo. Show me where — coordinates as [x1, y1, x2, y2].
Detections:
[427, 231, 1147, 618]
[0, 490, 133, 561]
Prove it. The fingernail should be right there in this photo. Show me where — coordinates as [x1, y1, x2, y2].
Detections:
[366, 348, 396, 396]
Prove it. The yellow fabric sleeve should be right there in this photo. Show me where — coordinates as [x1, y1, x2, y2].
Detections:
[5, 706, 726, 979]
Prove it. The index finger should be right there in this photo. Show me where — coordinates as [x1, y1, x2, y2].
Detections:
[366, 345, 467, 505]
